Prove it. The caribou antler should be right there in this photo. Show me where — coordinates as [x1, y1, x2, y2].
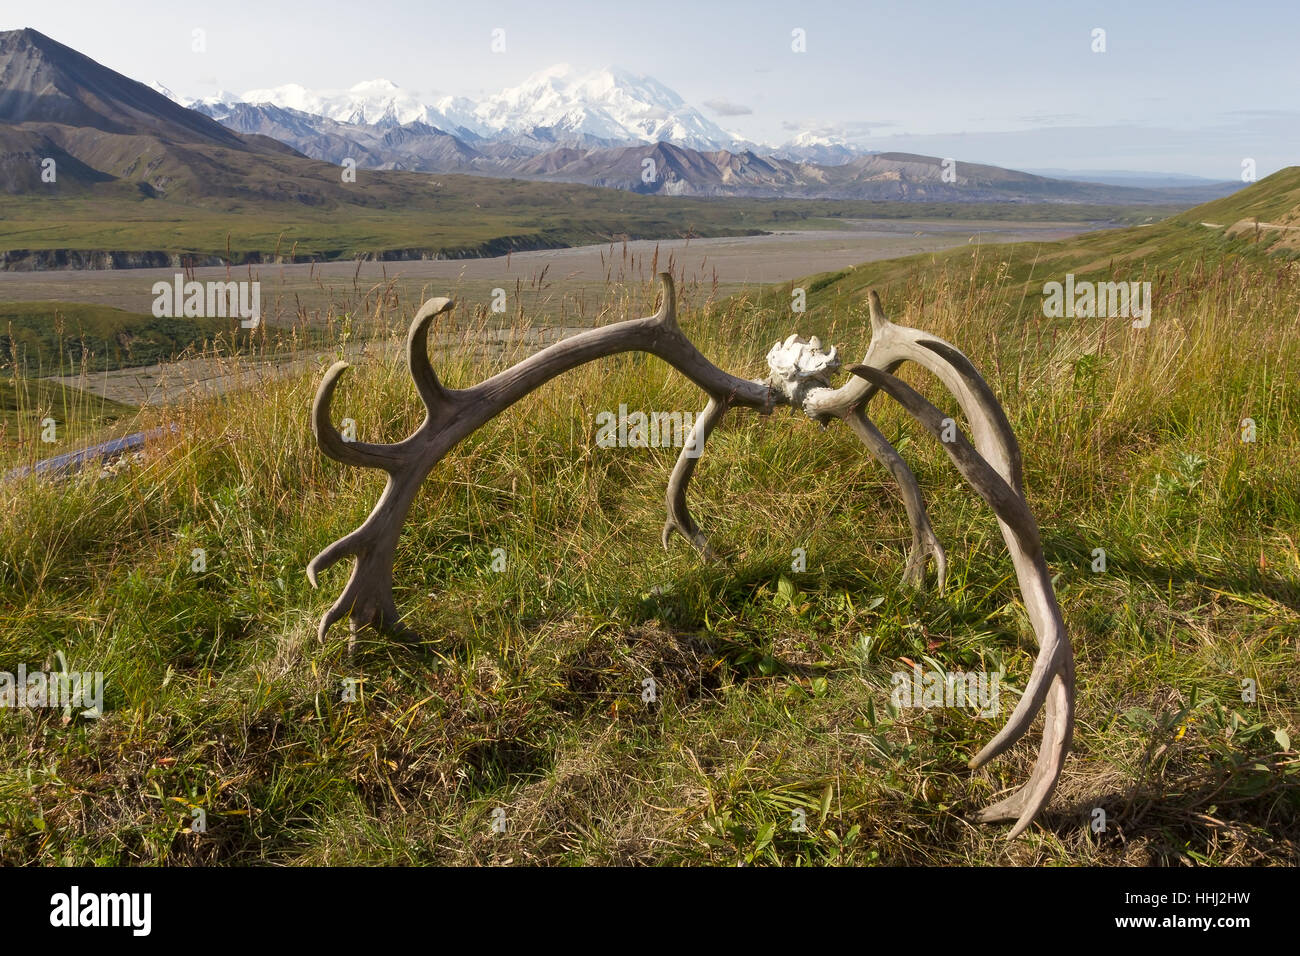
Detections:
[308, 273, 1073, 838]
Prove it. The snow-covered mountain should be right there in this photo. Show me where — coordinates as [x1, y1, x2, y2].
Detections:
[227, 79, 479, 136]
[164, 64, 751, 151]
[769, 129, 870, 165]
[470, 64, 744, 150]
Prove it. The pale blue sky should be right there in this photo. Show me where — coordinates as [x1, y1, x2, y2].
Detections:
[8, 0, 1298, 176]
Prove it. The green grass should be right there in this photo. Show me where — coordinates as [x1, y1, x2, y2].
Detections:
[1, 181, 1297, 865]
[743, 173, 1300, 330]
[0, 376, 134, 462]
[0, 187, 1179, 266]
[1176, 167, 1300, 225]
[0, 301, 254, 374]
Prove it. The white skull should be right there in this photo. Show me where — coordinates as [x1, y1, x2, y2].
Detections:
[765, 333, 841, 405]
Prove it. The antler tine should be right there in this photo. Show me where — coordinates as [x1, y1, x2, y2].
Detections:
[977, 665, 1074, 837]
[306, 528, 363, 587]
[311, 362, 406, 471]
[843, 408, 947, 590]
[867, 289, 891, 334]
[663, 396, 728, 559]
[407, 297, 456, 416]
[847, 362, 1072, 835]
[651, 271, 678, 328]
[314, 536, 420, 647]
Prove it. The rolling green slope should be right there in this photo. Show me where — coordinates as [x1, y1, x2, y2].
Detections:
[763, 166, 1300, 324]
[1174, 166, 1300, 225]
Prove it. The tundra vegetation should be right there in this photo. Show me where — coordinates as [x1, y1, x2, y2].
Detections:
[0, 171, 1296, 866]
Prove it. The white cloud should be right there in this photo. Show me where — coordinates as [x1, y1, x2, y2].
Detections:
[703, 98, 752, 116]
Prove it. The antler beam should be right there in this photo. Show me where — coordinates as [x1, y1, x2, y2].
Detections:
[309, 279, 775, 641]
[308, 273, 1074, 838]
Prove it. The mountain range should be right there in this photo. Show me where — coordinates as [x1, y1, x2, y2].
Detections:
[157, 62, 1237, 205]
[164, 63, 750, 154]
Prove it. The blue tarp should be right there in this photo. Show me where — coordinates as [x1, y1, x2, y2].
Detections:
[4, 424, 179, 481]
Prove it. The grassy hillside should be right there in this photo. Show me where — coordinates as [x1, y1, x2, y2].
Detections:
[1176, 167, 1300, 225]
[0, 301, 258, 374]
[0, 185, 1295, 866]
[754, 167, 1300, 327]
[0, 376, 133, 461]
